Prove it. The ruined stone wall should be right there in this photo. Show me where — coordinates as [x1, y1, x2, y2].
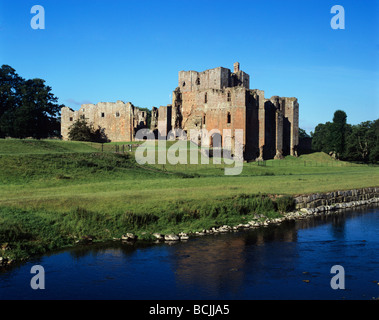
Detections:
[61, 107, 78, 141]
[262, 99, 277, 160]
[157, 105, 172, 137]
[176, 64, 298, 161]
[201, 88, 247, 149]
[244, 90, 260, 160]
[254, 90, 266, 160]
[61, 63, 298, 158]
[284, 97, 299, 156]
[178, 66, 249, 94]
[248, 92, 299, 161]
[179, 86, 247, 151]
[178, 68, 227, 93]
[171, 88, 182, 130]
[61, 101, 147, 142]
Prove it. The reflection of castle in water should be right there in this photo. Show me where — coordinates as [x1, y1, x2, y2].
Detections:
[62, 208, 367, 298]
[172, 225, 299, 297]
[171, 209, 366, 296]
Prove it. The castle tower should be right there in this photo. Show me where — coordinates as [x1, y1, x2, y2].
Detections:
[234, 62, 240, 73]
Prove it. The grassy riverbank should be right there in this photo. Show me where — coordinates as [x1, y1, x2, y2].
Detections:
[0, 139, 378, 263]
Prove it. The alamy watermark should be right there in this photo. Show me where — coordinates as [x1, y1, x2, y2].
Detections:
[134, 128, 244, 176]
[331, 5, 345, 30]
[30, 265, 45, 290]
[30, 5, 45, 30]
[330, 265, 345, 290]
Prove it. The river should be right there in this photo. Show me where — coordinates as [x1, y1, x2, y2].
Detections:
[0, 205, 378, 300]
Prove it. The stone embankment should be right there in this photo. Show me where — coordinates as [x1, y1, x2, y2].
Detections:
[293, 187, 379, 210]
[120, 187, 379, 244]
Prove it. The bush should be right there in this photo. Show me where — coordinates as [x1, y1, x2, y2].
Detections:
[0, 221, 34, 242]
[276, 196, 295, 213]
[68, 120, 108, 143]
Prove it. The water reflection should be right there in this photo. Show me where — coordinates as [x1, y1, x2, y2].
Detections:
[0, 205, 377, 300]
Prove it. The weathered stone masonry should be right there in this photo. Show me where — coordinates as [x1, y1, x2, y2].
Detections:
[152, 63, 299, 161]
[294, 187, 379, 210]
[61, 63, 299, 160]
[61, 101, 147, 142]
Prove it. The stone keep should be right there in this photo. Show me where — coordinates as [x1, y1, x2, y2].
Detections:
[163, 63, 299, 160]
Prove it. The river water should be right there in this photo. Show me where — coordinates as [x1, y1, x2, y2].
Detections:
[0, 205, 378, 300]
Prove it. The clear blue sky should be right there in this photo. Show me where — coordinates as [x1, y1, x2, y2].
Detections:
[0, 0, 378, 133]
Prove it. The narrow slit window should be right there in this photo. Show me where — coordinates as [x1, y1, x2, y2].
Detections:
[227, 112, 231, 124]
[204, 93, 208, 103]
[227, 92, 231, 102]
[101, 113, 105, 118]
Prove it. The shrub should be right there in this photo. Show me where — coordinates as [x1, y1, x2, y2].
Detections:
[276, 196, 295, 213]
[68, 120, 108, 143]
[0, 221, 34, 242]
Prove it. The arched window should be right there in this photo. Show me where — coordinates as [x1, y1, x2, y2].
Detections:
[210, 133, 222, 148]
[196, 78, 200, 85]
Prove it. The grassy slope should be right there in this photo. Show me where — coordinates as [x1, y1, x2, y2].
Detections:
[0, 139, 378, 262]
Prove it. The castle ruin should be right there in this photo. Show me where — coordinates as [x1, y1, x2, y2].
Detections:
[61, 101, 147, 142]
[61, 63, 299, 160]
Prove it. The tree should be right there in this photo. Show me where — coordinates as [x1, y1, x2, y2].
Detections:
[311, 122, 334, 153]
[345, 120, 379, 163]
[299, 128, 310, 139]
[331, 110, 347, 156]
[298, 128, 312, 154]
[311, 110, 349, 159]
[0, 65, 23, 138]
[0, 65, 62, 139]
[68, 119, 107, 142]
[312, 109, 378, 163]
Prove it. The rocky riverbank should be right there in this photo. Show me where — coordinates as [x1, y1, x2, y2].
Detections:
[1, 188, 378, 267]
[120, 188, 379, 244]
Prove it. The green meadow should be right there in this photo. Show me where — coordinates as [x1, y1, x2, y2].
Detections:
[0, 139, 378, 262]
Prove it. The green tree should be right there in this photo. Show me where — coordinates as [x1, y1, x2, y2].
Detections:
[311, 110, 349, 159]
[0, 65, 61, 139]
[299, 128, 310, 139]
[0, 65, 23, 138]
[345, 120, 379, 163]
[68, 119, 107, 142]
[331, 110, 347, 156]
[311, 122, 334, 153]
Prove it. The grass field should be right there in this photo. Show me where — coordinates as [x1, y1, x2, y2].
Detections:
[0, 139, 378, 263]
